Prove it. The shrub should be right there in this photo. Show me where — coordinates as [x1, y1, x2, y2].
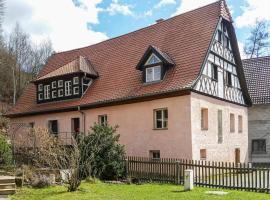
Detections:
[0, 133, 12, 167]
[31, 175, 51, 188]
[80, 123, 126, 180]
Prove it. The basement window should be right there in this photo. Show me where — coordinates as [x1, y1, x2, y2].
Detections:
[149, 150, 160, 159]
[200, 149, 207, 160]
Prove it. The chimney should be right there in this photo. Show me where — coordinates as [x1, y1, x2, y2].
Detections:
[156, 18, 164, 23]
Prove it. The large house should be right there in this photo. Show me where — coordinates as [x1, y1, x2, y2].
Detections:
[6, 1, 251, 162]
[243, 56, 270, 164]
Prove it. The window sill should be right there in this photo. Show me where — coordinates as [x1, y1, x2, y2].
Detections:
[143, 80, 163, 85]
[201, 128, 208, 131]
[153, 128, 168, 130]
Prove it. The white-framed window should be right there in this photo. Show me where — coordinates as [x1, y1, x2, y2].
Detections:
[44, 85, 50, 99]
[58, 80, 63, 87]
[145, 54, 161, 65]
[52, 90, 57, 98]
[38, 84, 43, 92]
[73, 77, 79, 85]
[146, 66, 161, 83]
[58, 89, 64, 97]
[98, 115, 108, 125]
[52, 81, 57, 89]
[73, 86, 79, 95]
[38, 93, 43, 101]
[65, 81, 72, 96]
[154, 108, 168, 129]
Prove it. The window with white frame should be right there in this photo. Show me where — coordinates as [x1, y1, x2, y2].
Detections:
[52, 81, 57, 89]
[98, 115, 108, 125]
[38, 93, 43, 100]
[146, 66, 161, 83]
[65, 81, 72, 96]
[38, 84, 43, 92]
[58, 89, 64, 97]
[73, 86, 79, 95]
[73, 77, 79, 85]
[44, 85, 50, 99]
[58, 80, 63, 87]
[145, 54, 161, 65]
[154, 108, 168, 129]
[52, 90, 57, 98]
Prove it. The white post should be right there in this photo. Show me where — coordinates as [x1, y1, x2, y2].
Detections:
[184, 169, 194, 191]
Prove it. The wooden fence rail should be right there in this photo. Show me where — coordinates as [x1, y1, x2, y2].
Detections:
[126, 156, 270, 193]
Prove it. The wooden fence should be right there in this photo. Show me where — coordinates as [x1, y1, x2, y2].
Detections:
[126, 156, 270, 193]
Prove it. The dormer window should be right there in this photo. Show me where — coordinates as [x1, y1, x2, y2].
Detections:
[38, 84, 43, 92]
[73, 77, 79, 85]
[58, 80, 63, 87]
[44, 85, 50, 99]
[146, 54, 161, 65]
[65, 81, 72, 96]
[146, 66, 161, 83]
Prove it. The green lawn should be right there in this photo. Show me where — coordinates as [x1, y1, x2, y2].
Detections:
[12, 182, 270, 200]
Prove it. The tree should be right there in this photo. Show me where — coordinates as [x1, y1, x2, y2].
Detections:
[81, 123, 126, 180]
[0, 133, 12, 167]
[244, 20, 270, 58]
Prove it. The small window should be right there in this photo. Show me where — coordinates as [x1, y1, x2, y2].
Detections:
[38, 93, 43, 101]
[52, 81, 57, 89]
[217, 110, 223, 144]
[211, 64, 218, 81]
[73, 86, 80, 95]
[71, 118, 80, 133]
[58, 89, 64, 97]
[224, 36, 229, 48]
[230, 113, 235, 133]
[149, 150, 160, 159]
[200, 149, 207, 160]
[38, 84, 43, 92]
[145, 54, 161, 65]
[73, 77, 79, 85]
[98, 115, 108, 125]
[58, 80, 63, 87]
[29, 122, 35, 128]
[226, 72, 232, 87]
[238, 115, 243, 133]
[52, 90, 57, 99]
[146, 66, 161, 83]
[218, 30, 222, 43]
[154, 108, 168, 129]
[44, 85, 50, 99]
[48, 120, 58, 135]
[252, 140, 266, 154]
[65, 81, 72, 96]
[201, 108, 208, 130]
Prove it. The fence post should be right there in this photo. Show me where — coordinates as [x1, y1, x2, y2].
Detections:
[175, 160, 180, 185]
[125, 158, 129, 178]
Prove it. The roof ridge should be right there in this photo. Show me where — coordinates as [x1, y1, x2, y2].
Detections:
[52, 0, 221, 56]
[242, 55, 270, 61]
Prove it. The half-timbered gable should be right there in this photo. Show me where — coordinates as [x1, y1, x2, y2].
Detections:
[194, 18, 245, 105]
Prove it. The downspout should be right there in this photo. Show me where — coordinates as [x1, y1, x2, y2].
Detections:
[78, 106, 86, 135]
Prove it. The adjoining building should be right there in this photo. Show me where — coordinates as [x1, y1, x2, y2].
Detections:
[6, 1, 251, 162]
[243, 56, 270, 164]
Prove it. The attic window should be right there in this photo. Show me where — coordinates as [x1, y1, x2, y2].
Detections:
[146, 66, 161, 83]
[145, 54, 161, 66]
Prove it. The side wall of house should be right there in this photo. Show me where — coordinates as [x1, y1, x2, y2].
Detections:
[10, 95, 193, 159]
[191, 92, 248, 163]
[248, 104, 270, 163]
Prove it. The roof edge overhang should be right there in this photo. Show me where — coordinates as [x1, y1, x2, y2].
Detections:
[5, 88, 191, 118]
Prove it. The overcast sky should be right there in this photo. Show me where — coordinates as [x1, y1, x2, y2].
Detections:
[3, 0, 270, 58]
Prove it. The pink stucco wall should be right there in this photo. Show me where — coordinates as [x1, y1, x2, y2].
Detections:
[10, 93, 248, 162]
[191, 92, 248, 163]
[10, 95, 193, 159]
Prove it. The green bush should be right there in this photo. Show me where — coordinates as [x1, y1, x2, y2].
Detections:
[0, 133, 12, 167]
[80, 123, 126, 180]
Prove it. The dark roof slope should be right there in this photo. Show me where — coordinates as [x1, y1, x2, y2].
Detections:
[7, 1, 231, 117]
[243, 56, 270, 104]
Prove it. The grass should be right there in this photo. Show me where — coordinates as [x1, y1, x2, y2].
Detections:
[11, 182, 270, 200]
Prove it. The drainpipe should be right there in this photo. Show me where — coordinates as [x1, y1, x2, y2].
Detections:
[78, 106, 86, 135]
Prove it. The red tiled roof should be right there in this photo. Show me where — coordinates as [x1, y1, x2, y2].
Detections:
[243, 56, 270, 104]
[7, 0, 230, 117]
[35, 56, 98, 81]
